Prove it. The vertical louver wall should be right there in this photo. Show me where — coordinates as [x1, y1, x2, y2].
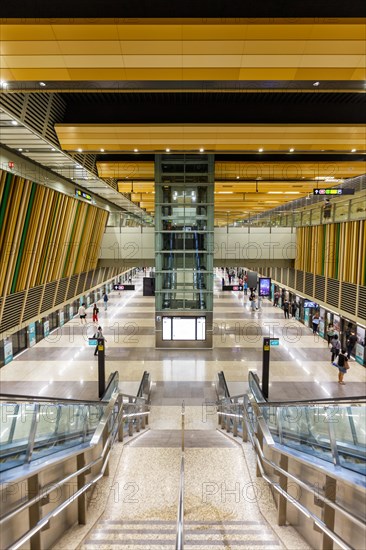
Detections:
[0, 169, 109, 296]
[295, 221, 366, 286]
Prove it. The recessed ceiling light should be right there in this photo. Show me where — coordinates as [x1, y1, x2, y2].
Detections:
[77, 148, 82, 152]
[351, 148, 357, 153]
[165, 148, 170, 152]
[18, 148, 23, 151]
[134, 148, 139, 152]
[313, 81, 320, 87]
[258, 148, 264, 153]
[39, 82, 46, 87]
[1, 81, 8, 88]
[51, 147, 55, 151]
[199, 148, 204, 152]
[11, 120, 18, 126]
[236, 176, 240, 179]
[289, 148, 295, 152]
[100, 148, 105, 152]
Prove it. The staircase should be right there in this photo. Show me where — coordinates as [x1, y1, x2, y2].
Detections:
[81, 519, 282, 549]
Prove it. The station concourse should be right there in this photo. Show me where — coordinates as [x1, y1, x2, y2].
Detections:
[0, 2, 366, 549]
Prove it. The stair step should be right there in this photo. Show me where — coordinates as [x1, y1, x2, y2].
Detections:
[126, 430, 236, 448]
[81, 520, 282, 548]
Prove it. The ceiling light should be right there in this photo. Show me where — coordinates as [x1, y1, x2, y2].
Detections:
[236, 176, 240, 179]
[284, 192, 300, 194]
[267, 191, 282, 194]
[77, 148, 82, 152]
[313, 81, 320, 87]
[18, 148, 23, 151]
[100, 148, 105, 152]
[258, 148, 264, 153]
[11, 120, 18, 126]
[351, 148, 357, 153]
[289, 148, 295, 152]
[199, 148, 204, 152]
[165, 148, 170, 153]
[134, 148, 139, 152]
[51, 147, 55, 151]
[1, 81, 8, 88]
[217, 191, 234, 194]
[39, 82, 46, 87]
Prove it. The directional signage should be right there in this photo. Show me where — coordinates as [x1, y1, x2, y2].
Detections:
[76, 188, 92, 201]
[313, 188, 355, 196]
[222, 285, 243, 291]
[270, 338, 280, 346]
[114, 284, 135, 291]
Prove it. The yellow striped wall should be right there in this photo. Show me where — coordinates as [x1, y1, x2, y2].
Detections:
[295, 221, 366, 285]
[0, 169, 109, 295]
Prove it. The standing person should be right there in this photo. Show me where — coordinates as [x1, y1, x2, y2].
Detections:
[92, 303, 99, 323]
[243, 281, 248, 295]
[330, 334, 341, 363]
[346, 331, 357, 360]
[336, 348, 350, 385]
[249, 291, 256, 312]
[273, 291, 279, 307]
[78, 303, 87, 325]
[103, 292, 109, 311]
[94, 326, 106, 356]
[326, 323, 336, 345]
[283, 299, 290, 319]
[322, 199, 332, 220]
[312, 311, 320, 334]
[291, 301, 297, 319]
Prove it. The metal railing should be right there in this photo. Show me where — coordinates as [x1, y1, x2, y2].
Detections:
[175, 401, 185, 550]
[0, 372, 151, 550]
[216, 370, 366, 550]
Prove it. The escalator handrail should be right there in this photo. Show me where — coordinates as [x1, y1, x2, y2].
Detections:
[0, 393, 107, 406]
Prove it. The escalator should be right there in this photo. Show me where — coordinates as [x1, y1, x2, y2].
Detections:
[216, 371, 366, 550]
[0, 371, 151, 549]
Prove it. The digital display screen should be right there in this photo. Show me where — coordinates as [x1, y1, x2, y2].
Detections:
[162, 316, 206, 341]
[162, 317, 172, 340]
[304, 300, 319, 308]
[259, 278, 271, 296]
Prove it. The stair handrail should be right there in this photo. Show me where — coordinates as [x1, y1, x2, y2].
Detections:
[175, 400, 185, 550]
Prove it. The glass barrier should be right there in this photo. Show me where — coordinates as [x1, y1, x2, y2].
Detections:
[0, 401, 106, 472]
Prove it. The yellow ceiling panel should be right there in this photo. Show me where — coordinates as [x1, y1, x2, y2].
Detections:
[63, 55, 125, 68]
[51, 24, 120, 40]
[10, 68, 71, 80]
[3, 55, 66, 68]
[182, 41, 245, 55]
[302, 40, 366, 55]
[124, 68, 183, 80]
[121, 41, 183, 55]
[123, 55, 183, 68]
[294, 67, 357, 80]
[67, 68, 127, 80]
[116, 24, 183, 41]
[0, 68, 14, 80]
[0, 25, 57, 41]
[183, 68, 241, 80]
[351, 67, 366, 79]
[238, 68, 298, 79]
[0, 41, 61, 55]
[58, 41, 122, 55]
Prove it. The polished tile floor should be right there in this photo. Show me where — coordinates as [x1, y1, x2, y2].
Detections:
[2, 271, 365, 402]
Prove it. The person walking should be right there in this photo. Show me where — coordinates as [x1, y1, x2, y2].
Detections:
[92, 303, 99, 323]
[249, 291, 257, 312]
[291, 301, 297, 319]
[94, 326, 106, 356]
[283, 299, 290, 319]
[273, 291, 279, 307]
[312, 312, 320, 334]
[336, 348, 350, 385]
[330, 334, 341, 363]
[243, 281, 248, 295]
[346, 331, 357, 360]
[78, 303, 87, 325]
[326, 323, 336, 345]
[103, 292, 109, 311]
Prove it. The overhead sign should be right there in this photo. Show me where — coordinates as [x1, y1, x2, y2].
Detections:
[313, 188, 355, 196]
[270, 338, 280, 346]
[114, 284, 135, 291]
[304, 300, 319, 308]
[75, 188, 92, 201]
[222, 285, 243, 291]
